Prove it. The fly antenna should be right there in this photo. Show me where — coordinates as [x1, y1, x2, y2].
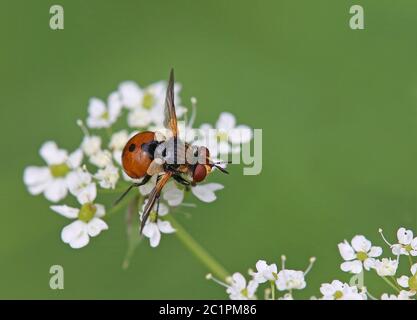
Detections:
[214, 160, 232, 164]
[212, 163, 229, 174]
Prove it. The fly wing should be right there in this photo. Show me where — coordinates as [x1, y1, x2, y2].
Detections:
[163, 69, 178, 138]
[139, 172, 172, 234]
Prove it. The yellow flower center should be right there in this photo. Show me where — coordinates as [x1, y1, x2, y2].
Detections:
[149, 211, 158, 223]
[405, 244, 413, 252]
[142, 92, 155, 109]
[101, 111, 109, 120]
[356, 251, 368, 262]
[216, 131, 229, 142]
[334, 291, 343, 299]
[409, 275, 417, 291]
[49, 163, 70, 178]
[78, 203, 97, 222]
[241, 288, 248, 297]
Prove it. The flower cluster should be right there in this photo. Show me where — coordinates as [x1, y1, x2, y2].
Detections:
[208, 227, 417, 300]
[207, 255, 316, 300]
[24, 76, 253, 249]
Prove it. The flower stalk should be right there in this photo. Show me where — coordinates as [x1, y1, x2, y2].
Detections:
[165, 214, 230, 281]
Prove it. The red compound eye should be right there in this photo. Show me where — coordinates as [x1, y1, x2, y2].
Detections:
[193, 164, 207, 183]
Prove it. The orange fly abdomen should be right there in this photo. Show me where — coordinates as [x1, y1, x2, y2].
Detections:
[121, 131, 156, 179]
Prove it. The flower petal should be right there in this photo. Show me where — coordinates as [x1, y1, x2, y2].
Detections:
[88, 98, 106, 117]
[75, 183, 97, 205]
[216, 112, 236, 131]
[341, 260, 362, 274]
[149, 228, 161, 248]
[82, 135, 102, 156]
[255, 260, 268, 272]
[23, 166, 51, 195]
[108, 91, 122, 121]
[61, 220, 89, 249]
[397, 276, 409, 288]
[157, 220, 175, 234]
[231, 272, 246, 289]
[229, 125, 253, 144]
[94, 203, 106, 218]
[397, 227, 413, 245]
[411, 263, 417, 276]
[44, 178, 68, 202]
[364, 258, 376, 271]
[118, 81, 142, 109]
[67, 149, 83, 169]
[351, 235, 371, 253]
[87, 217, 108, 237]
[139, 176, 156, 196]
[320, 283, 336, 296]
[338, 240, 355, 261]
[157, 203, 169, 216]
[191, 183, 224, 203]
[368, 246, 382, 258]
[40, 141, 68, 165]
[162, 183, 184, 206]
[50, 205, 79, 219]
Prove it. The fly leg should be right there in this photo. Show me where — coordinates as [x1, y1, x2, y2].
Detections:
[173, 174, 190, 186]
[114, 175, 152, 206]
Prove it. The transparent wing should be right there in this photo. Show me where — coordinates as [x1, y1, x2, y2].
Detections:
[163, 68, 178, 138]
[139, 172, 172, 234]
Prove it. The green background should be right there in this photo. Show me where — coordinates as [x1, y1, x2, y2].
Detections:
[0, 0, 416, 299]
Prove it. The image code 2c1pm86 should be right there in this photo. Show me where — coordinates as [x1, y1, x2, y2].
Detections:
[202, 304, 257, 315]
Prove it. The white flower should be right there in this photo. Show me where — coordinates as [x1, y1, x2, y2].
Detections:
[66, 168, 97, 204]
[191, 183, 224, 203]
[139, 178, 223, 205]
[226, 273, 258, 300]
[216, 112, 252, 144]
[320, 280, 367, 300]
[391, 227, 417, 256]
[81, 135, 102, 157]
[278, 293, 293, 300]
[140, 201, 175, 248]
[89, 149, 113, 168]
[50, 185, 107, 249]
[252, 260, 278, 283]
[396, 263, 417, 293]
[94, 165, 120, 189]
[162, 181, 185, 206]
[119, 80, 185, 128]
[381, 291, 415, 300]
[86, 92, 122, 128]
[128, 107, 153, 128]
[197, 112, 252, 157]
[108, 130, 129, 164]
[338, 235, 382, 274]
[373, 258, 398, 277]
[23, 141, 83, 202]
[275, 270, 306, 291]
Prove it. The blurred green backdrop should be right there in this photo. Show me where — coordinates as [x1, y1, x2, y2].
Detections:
[0, 0, 416, 299]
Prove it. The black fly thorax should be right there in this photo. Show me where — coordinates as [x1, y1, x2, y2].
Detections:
[141, 140, 161, 160]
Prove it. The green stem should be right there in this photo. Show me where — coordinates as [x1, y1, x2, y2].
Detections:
[122, 195, 144, 269]
[270, 281, 275, 300]
[408, 255, 413, 268]
[165, 214, 230, 281]
[382, 276, 401, 293]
